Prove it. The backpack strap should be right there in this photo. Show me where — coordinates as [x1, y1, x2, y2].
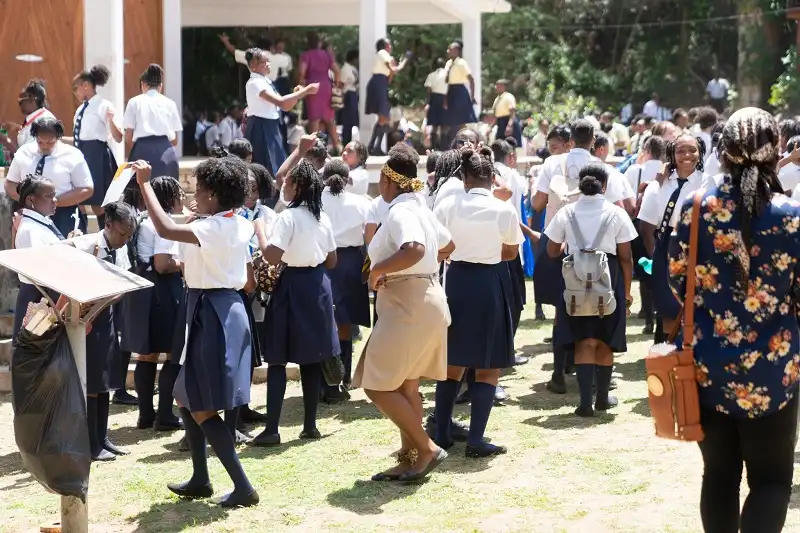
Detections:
[566, 209, 588, 251]
[589, 210, 615, 251]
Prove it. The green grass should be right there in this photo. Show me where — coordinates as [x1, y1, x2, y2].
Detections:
[2, 281, 800, 532]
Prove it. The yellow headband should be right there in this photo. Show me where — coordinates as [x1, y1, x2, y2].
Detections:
[382, 164, 424, 193]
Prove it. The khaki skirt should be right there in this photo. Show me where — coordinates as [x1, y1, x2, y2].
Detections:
[353, 274, 450, 391]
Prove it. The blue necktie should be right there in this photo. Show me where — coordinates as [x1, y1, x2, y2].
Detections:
[34, 154, 47, 176]
[73, 100, 89, 148]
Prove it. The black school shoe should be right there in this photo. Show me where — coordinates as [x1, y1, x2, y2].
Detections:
[424, 415, 469, 442]
[112, 390, 139, 406]
[154, 417, 184, 432]
[168, 480, 214, 499]
[465, 442, 507, 458]
[239, 406, 268, 424]
[251, 430, 281, 447]
[546, 375, 567, 394]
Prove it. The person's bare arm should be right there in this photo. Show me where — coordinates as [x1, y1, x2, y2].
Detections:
[330, 62, 341, 86]
[617, 241, 634, 304]
[297, 60, 307, 86]
[275, 133, 318, 187]
[133, 160, 199, 245]
[501, 243, 519, 261]
[532, 191, 549, 212]
[468, 74, 476, 103]
[260, 83, 319, 112]
[4, 180, 19, 201]
[57, 187, 93, 207]
[323, 250, 337, 269]
[124, 129, 134, 159]
[547, 238, 565, 259]
[437, 240, 455, 262]
[107, 109, 123, 143]
[153, 253, 180, 274]
[640, 221, 656, 257]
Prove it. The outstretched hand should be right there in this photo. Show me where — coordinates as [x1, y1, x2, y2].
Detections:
[131, 160, 152, 185]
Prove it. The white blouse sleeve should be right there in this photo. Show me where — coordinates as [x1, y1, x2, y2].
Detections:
[544, 208, 567, 244]
[500, 207, 525, 245]
[122, 99, 137, 131]
[70, 157, 94, 189]
[267, 211, 295, 251]
[388, 208, 426, 249]
[614, 208, 638, 244]
[637, 181, 662, 225]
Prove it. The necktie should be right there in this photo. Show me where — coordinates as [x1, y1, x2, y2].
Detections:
[104, 248, 117, 265]
[73, 100, 89, 148]
[35, 155, 47, 176]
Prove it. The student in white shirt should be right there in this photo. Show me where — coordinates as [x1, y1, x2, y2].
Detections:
[340, 50, 360, 146]
[443, 40, 477, 135]
[203, 112, 222, 154]
[133, 157, 259, 507]
[706, 73, 730, 113]
[270, 40, 294, 95]
[425, 148, 461, 215]
[545, 164, 636, 417]
[0, 79, 56, 155]
[425, 58, 448, 150]
[637, 133, 705, 340]
[5, 117, 93, 236]
[695, 106, 718, 155]
[431, 128, 482, 209]
[342, 140, 370, 196]
[244, 47, 318, 174]
[251, 153, 339, 448]
[432, 146, 522, 457]
[624, 135, 667, 201]
[219, 104, 244, 149]
[120, 176, 184, 433]
[123, 64, 183, 180]
[71, 64, 124, 230]
[779, 135, 800, 194]
[366, 38, 410, 156]
[357, 144, 453, 481]
[591, 132, 635, 214]
[11, 176, 63, 340]
[65, 201, 137, 461]
[320, 160, 371, 398]
[643, 93, 664, 120]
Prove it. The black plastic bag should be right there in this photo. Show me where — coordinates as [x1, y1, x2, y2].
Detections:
[12, 324, 90, 502]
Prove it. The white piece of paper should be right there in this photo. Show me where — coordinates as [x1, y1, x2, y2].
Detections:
[102, 164, 133, 206]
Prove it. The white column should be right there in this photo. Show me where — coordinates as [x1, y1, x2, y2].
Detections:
[462, 15, 482, 119]
[163, 0, 183, 155]
[83, 0, 124, 163]
[359, 0, 387, 142]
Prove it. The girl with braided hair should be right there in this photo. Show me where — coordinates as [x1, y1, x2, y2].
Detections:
[668, 107, 800, 533]
[1, 79, 55, 154]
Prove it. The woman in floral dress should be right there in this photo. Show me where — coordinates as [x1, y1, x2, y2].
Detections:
[669, 107, 800, 533]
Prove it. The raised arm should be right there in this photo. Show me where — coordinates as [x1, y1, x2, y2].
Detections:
[132, 160, 200, 245]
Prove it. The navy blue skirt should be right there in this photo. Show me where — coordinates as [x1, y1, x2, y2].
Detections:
[12, 283, 59, 343]
[427, 93, 446, 127]
[365, 74, 390, 117]
[79, 140, 117, 206]
[245, 116, 286, 175]
[51, 206, 87, 237]
[263, 264, 340, 365]
[173, 288, 252, 412]
[445, 261, 515, 369]
[554, 256, 628, 353]
[651, 234, 681, 320]
[496, 116, 522, 147]
[238, 290, 262, 369]
[119, 270, 184, 355]
[445, 85, 477, 126]
[328, 246, 371, 327]
[129, 136, 178, 180]
[171, 287, 188, 359]
[533, 234, 563, 306]
[86, 306, 122, 394]
[342, 91, 359, 127]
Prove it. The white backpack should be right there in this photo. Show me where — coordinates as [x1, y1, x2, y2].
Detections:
[561, 210, 617, 317]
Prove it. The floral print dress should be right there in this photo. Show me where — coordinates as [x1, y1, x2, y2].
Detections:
[668, 178, 800, 419]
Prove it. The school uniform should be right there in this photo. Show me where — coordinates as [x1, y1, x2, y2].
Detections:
[219, 115, 243, 148]
[637, 169, 703, 321]
[322, 189, 371, 327]
[17, 108, 56, 148]
[346, 166, 369, 196]
[604, 166, 635, 206]
[434, 188, 523, 369]
[544, 195, 637, 352]
[779, 162, 800, 194]
[432, 176, 466, 209]
[173, 211, 254, 412]
[444, 57, 477, 126]
[624, 159, 662, 194]
[245, 73, 286, 175]
[365, 50, 392, 117]
[73, 94, 118, 206]
[493, 91, 521, 147]
[119, 215, 184, 355]
[123, 90, 181, 180]
[495, 162, 529, 328]
[6, 141, 92, 236]
[263, 206, 340, 365]
[12, 209, 64, 339]
[424, 68, 448, 128]
[340, 62, 359, 146]
[269, 52, 294, 96]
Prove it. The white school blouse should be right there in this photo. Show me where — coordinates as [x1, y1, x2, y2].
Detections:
[179, 212, 253, 290]
[17, 108, 56, 147]
[434, 188, 523, 264]
[624, 160, 662, 193]
[368, 193, 451, 276]
[424, 68, 448, 95]
[372, 49, 393, 76]
[67, 231, 132, 270]
[545, 195, 637, 255]
[536, 147, 598, 226]
[219, 115, 243, 147]
[73, 94, 116, 142]
[15, 209, 63, 283]
[322, 189, 371, 248]
[494, 162, 528, 222]
[122, 90, 182, 142]
[137, 216, 179, 265]
[779, 163, 800, 193]
[268, 205, 337, 267]
[245, 73, 280, 120]
[346, 166, 369, 196]
[637, 169, 703, 229]
[604, 166, 635, 205]
[341, 63, 358, 93]
[433, 176, 466, 209]
[6, 141, 93, 196]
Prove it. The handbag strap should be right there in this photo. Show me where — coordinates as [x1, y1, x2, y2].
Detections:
[667, 189, 704, 347]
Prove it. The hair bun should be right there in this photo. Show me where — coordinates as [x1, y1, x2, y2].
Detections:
[460, 147, 476, 163]
[146, 64, 162, 77]
[479, 146, 492, 158]
[244, 50, 254, 62]
[89, 65, 111, 86]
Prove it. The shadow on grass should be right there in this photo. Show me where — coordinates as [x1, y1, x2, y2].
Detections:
[0, 450, 26, 478]
[517, 344, 555, 358]
[327, 478, 424, 514]
[624, 397, 651, 418]
[127, 500, 228, 533]
[0, 472, 38, 492]
[614, 358, 647, 383]
[523, 411, 617, 430]
[518, 317, 552, 331]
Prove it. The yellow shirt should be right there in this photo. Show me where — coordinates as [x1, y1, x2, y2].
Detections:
[492, 92, 516, 118]
[445, 57, 471, 85]
[372, 49, 393, 76]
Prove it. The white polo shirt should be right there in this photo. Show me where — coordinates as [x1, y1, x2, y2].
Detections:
[637, 170, 704, 229]
[346, 166, 369, 196]
[136, 216, 179, 264]
[6, 141, 93, 196]
[322, 189, 371, 248]
[706, 78, 730, 100]
[545, 195, 637, 255]
[424, 68, 448, 95]
[625, 160, 663, 193]
[245, 73, 280, 120]
[179, 212, 253, 290]
[73, 94, 116, 143]
[372, 50, 393, 76]
[536, 147, 598, 226]
[341, 63, 359, 93]
[122, 90, 182, 142]
[268, 205, 337, 267]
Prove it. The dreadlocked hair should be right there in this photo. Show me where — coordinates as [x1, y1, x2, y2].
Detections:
[460, 146, 493, 184]
[322, 159, 350, 196]
[429, 149, 461, 196]
[665, 133, 706, 175]
[288, 159, 324, 220]
[719, 109, 783, 287]
[122, 183, 143, 211]
[17, 175, 52, 210]
[249, 163, 276, 202]
[22, 79, 47, 108]
[194, 157, 249, 211]
[151, 176, 183, 214]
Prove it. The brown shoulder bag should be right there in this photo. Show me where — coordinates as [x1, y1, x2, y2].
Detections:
[645, 191, 705, 442]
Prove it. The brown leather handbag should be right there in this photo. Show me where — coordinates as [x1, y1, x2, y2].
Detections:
[645, 192, 705, 442]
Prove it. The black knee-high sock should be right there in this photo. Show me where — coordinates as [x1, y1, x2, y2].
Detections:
[224, 408, 240, 436]
[97, 392, 111, 444]
[157, 359, 179, 421]
[180, 407, 209, 485]
[201, 415, 254, 493]
[434, 379, 460, 443]
[299, 363, 322, 432]
[640, 283, 654, 323]
[86, 396, 101, 456]
[553, 344, 566, 377]
[468, 382, 496, 446]
[575, 364, 595, 411]
[265, 365, 287, 434]
[595, 365, 613, 406]
[134, 360, 157, 422]
[368, 123, 382, 152]
[339, 340, 353, 386]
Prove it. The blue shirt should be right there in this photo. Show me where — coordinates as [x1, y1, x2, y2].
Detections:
[669, 178, 800, 418]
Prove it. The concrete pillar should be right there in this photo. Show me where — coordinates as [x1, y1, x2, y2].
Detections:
[359, 0, 387, 141]
[462, 15, 482, 118]
[163, 0, 183, 155]
[83, 0, 124, 163]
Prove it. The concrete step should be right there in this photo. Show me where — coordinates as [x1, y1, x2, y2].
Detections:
[0, 338, 11, 366]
